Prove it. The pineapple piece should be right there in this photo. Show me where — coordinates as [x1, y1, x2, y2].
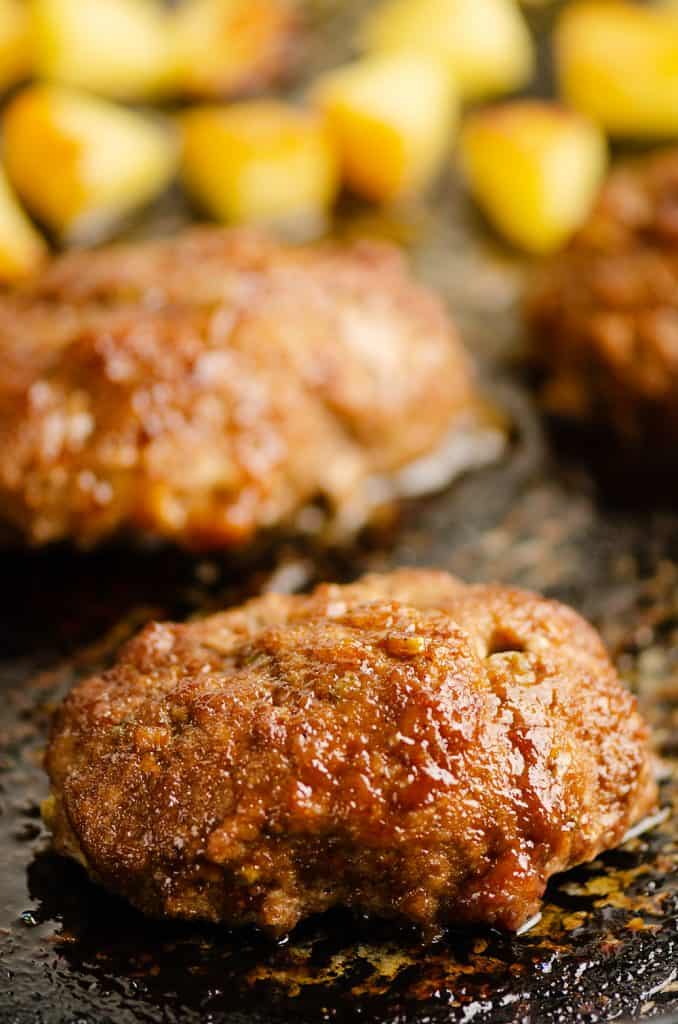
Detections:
[31, 0, 176, 101]
[0, 0, 30, 93]
[556, 1, 678, 138]
[3, 84, 178, 243]
[460, 100, 607, 253]
[0, 165, 47, 280]
[171, 0, 296, 99]
[311, 53, 457, 204]
[181, 101, 339, 228]
[360, 0, 534, 101]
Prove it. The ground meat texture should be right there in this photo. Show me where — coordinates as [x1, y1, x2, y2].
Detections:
[0, 228, 475, 549]
[526, 148, 678, 449]
[44, 568, 658, 937]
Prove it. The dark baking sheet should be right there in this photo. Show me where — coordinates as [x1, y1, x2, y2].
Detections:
[1, 2, 677, 1022]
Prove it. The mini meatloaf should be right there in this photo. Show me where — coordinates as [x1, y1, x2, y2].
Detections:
[527, 148, 678, 449]
[44, 568, 658, 937]
[0, 228, 477, 549]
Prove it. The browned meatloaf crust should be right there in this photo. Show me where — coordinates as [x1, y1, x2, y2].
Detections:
[44, 568, 658, 937]
[526, 148, 678, 448]
[0, 228, 475, 549]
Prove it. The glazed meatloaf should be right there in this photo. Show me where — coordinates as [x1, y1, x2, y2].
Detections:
[527, 148, 678, 449]
[44, 568, 658, 937]
[0, 228, 478, 549]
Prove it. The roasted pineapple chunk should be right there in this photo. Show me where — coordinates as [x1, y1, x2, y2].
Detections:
[312, 53, 457, 204]
[556, 1, 678, 138]
[460, 100, 607, 253]
[360, 0, 534, 101]
[0, 0, 30, 93]
[0, 165, 47, 280]
[31, 0, 176, 101]
[181, 101, 339, 229]
[3, 85, 178, 243]
[171, 0, 296, 99]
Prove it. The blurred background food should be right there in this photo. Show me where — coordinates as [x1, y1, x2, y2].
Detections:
[181, 100, 338, 227]
[172, 0, 298, 99]
[0, 0, 29, 94]
[0, 0, 675, 278]
[3, 82, 177, 243]
[0, 162, 45, 277]
[32, 0, 176, 100]
[359, 0, 534, 101]
[0, 228, 481, 550]
[460, 101, 607, 253]
[526, 146, 678, 450]
[311, 52, 457, 203]
[30, 0, 298, 100]
[555, 1, 678, 138]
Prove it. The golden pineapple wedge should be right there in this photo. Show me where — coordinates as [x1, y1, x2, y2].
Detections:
[311, 53, 457, 204]
[360, 0, 534, 101]
[556, 1, 678, 138]
[3, 84, 178, 243]
[0, 165, 47, 281]
[0, 0, 30, 93]
[181, 100, 339, 229]
[460, 100, 607, 254]
[31, 0, 176, 101]
[171, 0, 296, 99]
